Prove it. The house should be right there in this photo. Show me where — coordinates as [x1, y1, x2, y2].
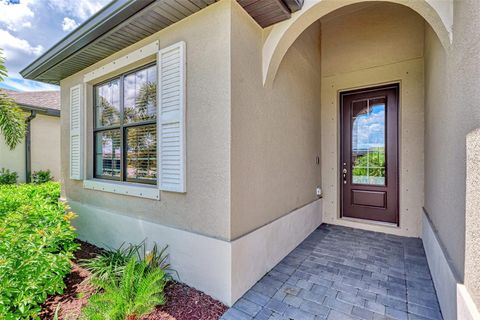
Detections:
[20, 0, 480, 319]
[0, 90, 60, 182]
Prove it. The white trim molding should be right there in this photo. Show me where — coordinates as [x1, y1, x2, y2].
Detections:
[422, 210, 458, 320]
[84, 41, 160, 83]
[70, 200, 231, 303]
[69, 198, 323, 305]
[83, 179, 160, 200]
[458, 284, 480, 320]
[231, 199, 323, 302]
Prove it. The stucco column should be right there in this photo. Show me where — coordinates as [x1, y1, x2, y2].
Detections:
[465, 128, 480, 310]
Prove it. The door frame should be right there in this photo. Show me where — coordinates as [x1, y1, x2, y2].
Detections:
[339, 83, 400, 225]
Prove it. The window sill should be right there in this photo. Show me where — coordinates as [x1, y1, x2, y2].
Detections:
[83, 179, 160, 200]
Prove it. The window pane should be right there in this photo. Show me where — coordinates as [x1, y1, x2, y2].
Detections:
[126, 125, 157, 183]
[95, 80, 120, 128]
[124, 65, 157, 124]
[95, 130, 121, 178]
[351, 98, 386, 185]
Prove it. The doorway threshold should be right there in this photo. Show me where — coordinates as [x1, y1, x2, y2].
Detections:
[340, 216, 399, 228]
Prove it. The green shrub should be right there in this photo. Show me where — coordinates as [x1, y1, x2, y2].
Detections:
[31, 169, 53, 184]
[0, 168, 18, 185]
[81, 241, 172, 287]
[0, 182, 79, 319]
[81, 257, 167, 320]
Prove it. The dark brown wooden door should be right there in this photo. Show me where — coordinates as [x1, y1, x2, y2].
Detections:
[340, 85, 399, 224]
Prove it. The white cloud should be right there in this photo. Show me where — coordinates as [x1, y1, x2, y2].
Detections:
[0, 0, 34, 31]
[0, 29, 43, 59]
[62, 17, 78, 32]
[0, 72, 59, 92]
[48, 0, 108, 20]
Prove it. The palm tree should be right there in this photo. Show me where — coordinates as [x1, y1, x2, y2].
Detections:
[0, 49, 25, 150]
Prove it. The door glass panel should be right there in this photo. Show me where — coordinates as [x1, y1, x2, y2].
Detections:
[351, 97, 386, 185]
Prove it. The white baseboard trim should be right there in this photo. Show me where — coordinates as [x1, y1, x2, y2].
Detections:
[70, 200, 233, 304]
[422, 210, 458, 320]
[458, 284, 480, 320]
[231, 199, 323, 302]
[69, 198, 323, 306]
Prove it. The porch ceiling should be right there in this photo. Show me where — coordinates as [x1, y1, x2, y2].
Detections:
[21, 0, 303, 85]
[238, 0, 303, 28]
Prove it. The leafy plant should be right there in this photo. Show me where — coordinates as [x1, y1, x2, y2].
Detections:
[0, 182, 79, 318]
[80, 242, 143, 285]
[31, 169, 54, 184]
[0, 49, 26, 149]
[81, 240, 173, 287]
[0, 168, 18, 185]
[81, 257, 167, 320]
[53, 304, 61, 320]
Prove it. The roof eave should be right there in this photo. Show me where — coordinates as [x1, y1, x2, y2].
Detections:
[18, 104, 60, 117]
[20, 0, 155, 82]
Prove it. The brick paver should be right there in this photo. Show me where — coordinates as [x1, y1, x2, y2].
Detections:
[221, 224, 443, 320]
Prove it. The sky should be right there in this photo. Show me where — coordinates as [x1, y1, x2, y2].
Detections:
[0, 0, 111, 92]
[352, 104, 385, 151]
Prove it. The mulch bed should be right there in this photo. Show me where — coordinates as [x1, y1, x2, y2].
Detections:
[39, 240, 228, 320]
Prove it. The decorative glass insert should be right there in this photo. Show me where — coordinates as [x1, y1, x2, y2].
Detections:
[93, 63, 157, 185]
[351, 97, 386, 185]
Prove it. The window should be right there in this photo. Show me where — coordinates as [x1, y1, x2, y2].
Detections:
[94, 64, 157, 185]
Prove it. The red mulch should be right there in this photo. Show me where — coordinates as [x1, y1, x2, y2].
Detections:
[143, 283, 228, 320]
[39, 240, 228, 320]
[39, 240, 103, 319]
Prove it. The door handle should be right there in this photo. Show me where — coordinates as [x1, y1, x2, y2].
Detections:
[343, 168, 347, 184]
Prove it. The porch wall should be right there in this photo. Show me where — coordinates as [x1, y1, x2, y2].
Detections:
[230, 1, 322, 240]
[423, 0, 480, 316]
[320, 4, 425, 237]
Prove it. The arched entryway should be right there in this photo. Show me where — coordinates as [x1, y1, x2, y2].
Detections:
[254, 1, 452, 317]
[262, 0, 451, 87]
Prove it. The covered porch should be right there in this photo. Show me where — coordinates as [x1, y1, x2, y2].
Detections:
[223, 224, 442, 320]
[226, 0, 455, 316]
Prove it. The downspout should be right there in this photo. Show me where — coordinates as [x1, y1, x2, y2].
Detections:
[25, 111, 36, 183]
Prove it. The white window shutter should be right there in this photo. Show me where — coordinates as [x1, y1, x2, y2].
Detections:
[158, 41, 186, 193]
[70, 84, 83, 180]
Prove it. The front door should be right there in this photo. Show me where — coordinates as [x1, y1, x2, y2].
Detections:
[340, 84, 399, 224]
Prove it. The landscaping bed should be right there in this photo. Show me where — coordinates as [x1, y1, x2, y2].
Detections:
[40, 240, 228, 320]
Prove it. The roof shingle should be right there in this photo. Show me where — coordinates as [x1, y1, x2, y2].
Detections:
[2, 90, 60, 111]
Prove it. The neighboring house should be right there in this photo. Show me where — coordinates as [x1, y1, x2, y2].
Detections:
[0, 90, 60, 182]
[20, 0, 480, 319]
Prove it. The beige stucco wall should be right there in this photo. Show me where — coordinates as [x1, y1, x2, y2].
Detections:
[60, 0, 232, 240]
[465, 129, 480, 311]
[0, 112, 59, 183]
[0, 130, 25, 182]
[423, 0, 480, 304]
[425, 0, 480, 285]
[319, 3, 425, 237]
[31, 114, 61, 180]
[230, 1, 322, 239]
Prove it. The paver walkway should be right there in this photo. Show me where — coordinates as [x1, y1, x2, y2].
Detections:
[221, 224, 443, 320]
